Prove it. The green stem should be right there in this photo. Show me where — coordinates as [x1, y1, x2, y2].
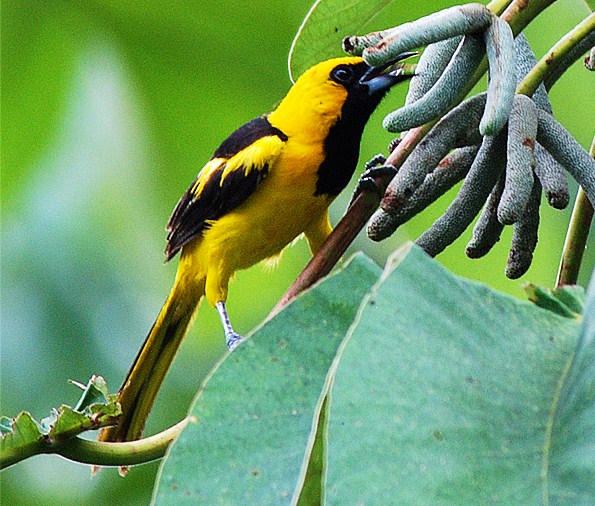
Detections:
[516, 12, 595, 96]
[0, 440, 45, 470]
[1, 418, 190, 469]
[556, 137, 595, 287]
[47, 417, 190, 468]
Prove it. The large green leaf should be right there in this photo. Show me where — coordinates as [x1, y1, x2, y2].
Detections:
[153, 254, 382, 505]
[325, 245, 589, 504]
[547, 275, 594, 503]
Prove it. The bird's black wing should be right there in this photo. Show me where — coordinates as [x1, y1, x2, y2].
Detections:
[165, 115, 287, 260]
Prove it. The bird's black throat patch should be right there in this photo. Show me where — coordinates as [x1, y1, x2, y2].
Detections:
[314, 92, 384, 197]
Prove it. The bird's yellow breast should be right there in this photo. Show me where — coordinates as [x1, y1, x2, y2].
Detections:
[202, 138, 331, 266]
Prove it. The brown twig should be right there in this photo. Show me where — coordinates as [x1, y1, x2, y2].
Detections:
[270, 125, 428, 315]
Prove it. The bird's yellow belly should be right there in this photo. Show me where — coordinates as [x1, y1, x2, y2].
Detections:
[207, 169, 327, 268]
[183, 143, 333, 305]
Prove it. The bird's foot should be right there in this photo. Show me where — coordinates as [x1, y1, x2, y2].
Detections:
[348, 155, 397, 208]
[226, 331, 243, 351]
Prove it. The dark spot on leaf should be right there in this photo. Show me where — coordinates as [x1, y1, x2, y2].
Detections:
[433, 430, 445, 441]
[369, 299, 376, 306]
[252, 468, 260, 476]
[549, 335, 555, 341]
[334, 27, 338, 33]
[465, 376, 474, 384]
[278, 339, 287, 348]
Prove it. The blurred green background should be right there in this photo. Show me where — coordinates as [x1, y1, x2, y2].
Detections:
[1, 0, 592, 504]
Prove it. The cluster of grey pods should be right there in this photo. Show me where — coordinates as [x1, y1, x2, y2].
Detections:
[344, 4, 595, 278]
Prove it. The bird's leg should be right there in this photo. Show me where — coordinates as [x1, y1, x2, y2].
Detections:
[348, 154, 397, 208]
[216, 301, 243, 351]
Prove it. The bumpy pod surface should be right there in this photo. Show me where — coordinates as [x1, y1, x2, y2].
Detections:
[368, 146, 479, 241]
[498, 94, 537, 225]
[506, 179, 542, 279]
[404, 36, 462, 105]
[466, 175, 505, 258]
[416, 132, 507, 257]
[383, 35, 485, 133]
[536, 110, 595, 206]
[381, 94, 486, 213]
[480, 17, 516, 135]
[343, 3, 492, 63]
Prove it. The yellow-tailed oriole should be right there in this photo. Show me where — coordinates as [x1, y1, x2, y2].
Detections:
[100, 55, 412, 443]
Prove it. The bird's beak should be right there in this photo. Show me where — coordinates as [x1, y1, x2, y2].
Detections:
[359, 52, 417, 95]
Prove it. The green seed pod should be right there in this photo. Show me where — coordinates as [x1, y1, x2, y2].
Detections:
[534, 143, 570, 209]
[367, 146, 479, 241]
[513, 34, 569, 209]
[343, 30, 388, 56]
[498, 94, 537, 225]
[405, 36, 462, 105]
[344, 4, 492, 65]
[381, 94, 486, 212]
[514, 33, 552, 114]
[466, 175, 505, 258]
[366, 209, 400, 242]
[416, 132, 507, 257]
[505, 179, 542, 279]
[480, 17, 516, 136]
[383, 35, 485, 133]
[536, 110, 595, 206]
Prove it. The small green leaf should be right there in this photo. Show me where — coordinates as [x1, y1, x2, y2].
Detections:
[288, 0, 397, 81]
[48, 406, 91, 442]
[0, 412, 45, 468]
[524, 283, 585, 319]
[154, 254, 381, 505]
[1, 412, 43, 446]
[1, 376, 121, 468]
[72, 375, 110, 412]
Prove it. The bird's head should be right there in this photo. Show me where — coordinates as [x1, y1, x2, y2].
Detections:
[271, 55, 414, 140]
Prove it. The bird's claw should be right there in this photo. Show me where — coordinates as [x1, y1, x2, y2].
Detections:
[364, 153, 387, 171]
[226, 332, 243, 351]
[349, 155, 398, 208]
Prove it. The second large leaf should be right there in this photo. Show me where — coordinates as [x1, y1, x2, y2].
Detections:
[325, 245, 588, 504]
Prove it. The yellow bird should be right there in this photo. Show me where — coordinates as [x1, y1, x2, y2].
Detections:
[100, 55, 412, 443]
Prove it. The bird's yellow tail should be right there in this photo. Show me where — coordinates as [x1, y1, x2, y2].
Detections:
[99, 273, 205, 443]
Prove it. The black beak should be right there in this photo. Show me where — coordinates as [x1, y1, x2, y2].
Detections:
[359, 52, 417, 95]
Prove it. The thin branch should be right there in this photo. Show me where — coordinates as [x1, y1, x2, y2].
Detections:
[556, 137, 595, 287]
[516, 13, 595, 96]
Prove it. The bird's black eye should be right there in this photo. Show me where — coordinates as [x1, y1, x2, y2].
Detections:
[330, 65, 354, 84]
